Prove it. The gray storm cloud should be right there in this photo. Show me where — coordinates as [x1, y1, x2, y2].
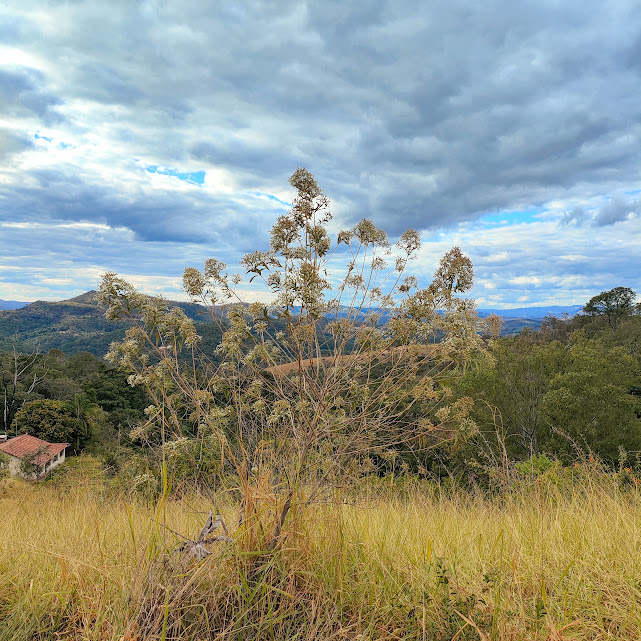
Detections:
[1, 0, 639, 236]
[558, 198, 640, 227]
[593, 198, 640, 227]
[0, 0, 639, 304]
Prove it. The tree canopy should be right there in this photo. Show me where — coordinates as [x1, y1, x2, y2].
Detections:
[13, 399, 84, 448]
[583, 286, 637, 329]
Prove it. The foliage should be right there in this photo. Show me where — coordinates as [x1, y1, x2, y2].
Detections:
[18, 445, 51, 480]
[540, 335, 641, 463]
[13, 398, 95, 453]
[514, 453, 556, 476]
[457, 335, 566, 459]
[0, 452, 9, 484]
[0, 291, 223, 357]
[451, 296, 641, 480]
[583, 286, 637, 329]
[1, 347, 148, 457]
[1, 346, 47, 432]
[98, 168, 487, 549]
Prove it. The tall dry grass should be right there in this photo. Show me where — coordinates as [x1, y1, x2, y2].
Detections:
[1, 460, 641, 640]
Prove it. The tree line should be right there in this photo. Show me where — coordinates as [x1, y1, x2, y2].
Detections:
[436, 286, 641, 486]
[1, 348, 147, 455]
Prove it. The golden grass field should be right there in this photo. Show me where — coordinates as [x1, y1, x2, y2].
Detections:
[1, 459, 640, 640]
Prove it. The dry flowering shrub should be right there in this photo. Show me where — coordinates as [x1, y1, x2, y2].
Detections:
[98, 168, 490, 551]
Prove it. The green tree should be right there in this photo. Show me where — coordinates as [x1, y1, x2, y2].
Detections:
[0, 452, 9, 484]
[458, 335, 565, 459]
[540, 335, 641, 463]
[12, 399, 87, 452]
[583, 286, 636, 330]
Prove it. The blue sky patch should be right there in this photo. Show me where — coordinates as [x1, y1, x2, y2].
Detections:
[34, 133, 75, 149]
[146, 165, 206, 186]
[249, 191, 291, 208]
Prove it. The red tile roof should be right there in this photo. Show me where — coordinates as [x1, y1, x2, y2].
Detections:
[0, 434, 68, 466]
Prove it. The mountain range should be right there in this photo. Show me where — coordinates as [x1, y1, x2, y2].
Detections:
[0, 291, 583, 358]
[0, 291, 221, 357]
[477, 305, 582, 319]
[0, 299, 29, 311]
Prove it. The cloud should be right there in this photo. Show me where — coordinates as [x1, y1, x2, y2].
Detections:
[2, 205, 639, 307]
[412, 209, 640, 307]
[593, 197, 640, 226]
[0, 127, 34, 161]
[0, 0, 639, 305]
[485, 252, 510, 263]
[0, 67, 65, 124]
[558, 197, 640, 227]
[559, 206, 588, 226]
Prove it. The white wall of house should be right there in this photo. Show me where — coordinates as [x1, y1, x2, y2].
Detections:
[49, 449, 66, 472]
[6, 454, 22, 478]
[2, 449, 66, 479]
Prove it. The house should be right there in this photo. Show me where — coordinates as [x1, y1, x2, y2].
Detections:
[0, 434, 68, 479]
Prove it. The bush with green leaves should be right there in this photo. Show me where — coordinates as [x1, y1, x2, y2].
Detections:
[540, 335, 641, 463]
[98, 168, 489, 550]
[12, 399, 89, 452]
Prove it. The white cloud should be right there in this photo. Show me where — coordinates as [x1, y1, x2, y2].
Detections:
[485, 252, 510, 263]
[0, 0, 638, 306]
[509, 276, 543, 286]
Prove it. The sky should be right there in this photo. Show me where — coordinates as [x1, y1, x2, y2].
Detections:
[0, 0, 639, 308]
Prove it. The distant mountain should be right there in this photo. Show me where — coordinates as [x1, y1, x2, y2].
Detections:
[475, 305, 583, 334]
[0, 299, 28, 310]
[325, 304, 582, 335]
[0, 290, 585, 355]
[477, 305, 582, 319]
[0, 290, 222, 357]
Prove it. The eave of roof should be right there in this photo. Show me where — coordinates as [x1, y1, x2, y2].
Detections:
[0, 434, 68, 465]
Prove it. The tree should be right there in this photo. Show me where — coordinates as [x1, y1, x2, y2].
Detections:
[98, 168, 486, 551]
[12, 399, 88, 451]
[0, 452, 9, 484]
[1, 346, 47, 433]
[19, 445, 52, 480]
[458, 335, 565, 459]
[583, 286, 636, 330]
[540, 335, 641, 463]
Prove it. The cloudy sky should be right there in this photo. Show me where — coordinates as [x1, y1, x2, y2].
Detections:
[0, 0, 639, 308]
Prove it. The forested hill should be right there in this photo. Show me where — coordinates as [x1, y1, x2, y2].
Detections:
[0, 289, 582, 357]
[0, 291, 223, 357]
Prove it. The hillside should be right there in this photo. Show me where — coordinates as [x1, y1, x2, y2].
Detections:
[0, 291, 223, 357]
[478, 305, 581, 335]
[0, 290, 582, 356]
